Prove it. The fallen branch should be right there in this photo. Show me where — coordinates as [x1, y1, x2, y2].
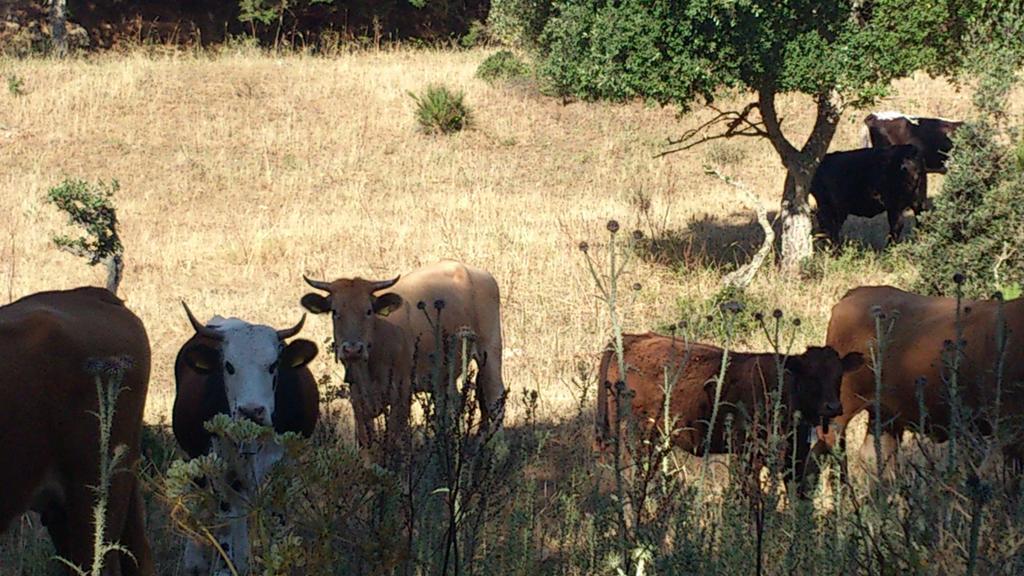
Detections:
[704, 166, 775, 289]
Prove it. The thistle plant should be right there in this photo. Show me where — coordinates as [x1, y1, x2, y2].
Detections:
[56, 356, 135, 576]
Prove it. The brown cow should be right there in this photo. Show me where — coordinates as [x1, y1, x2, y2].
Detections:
[0, 287, 153, 575]
[597, 332, 862, 484]
[301, 259, 504, 449]
[825, 286, 1024, 471]
[173, 304, 319, 575]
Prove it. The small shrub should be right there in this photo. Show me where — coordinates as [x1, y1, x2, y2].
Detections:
[7, 74, 25, 97]
[409, 85, 472, 135]
[46, 178, 125, 293]
[476, 50, 531, 83]
[460, 20, 489, 49]
[672, 285, 778, 346]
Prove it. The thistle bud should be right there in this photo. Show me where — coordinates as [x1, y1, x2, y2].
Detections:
[607, 220, 620, 234]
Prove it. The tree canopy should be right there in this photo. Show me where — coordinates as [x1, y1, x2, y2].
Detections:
[539, 0, 1013, 268]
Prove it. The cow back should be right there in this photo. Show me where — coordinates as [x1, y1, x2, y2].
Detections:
[0, 287, 151, 531]
[827, 286, 1024, 438]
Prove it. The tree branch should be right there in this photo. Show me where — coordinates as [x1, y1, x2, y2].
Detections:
[704, 166, 776, 289]
[801, 91, 842, 160]
[757, 85, 798, 161]
[656, 103, 767, 158]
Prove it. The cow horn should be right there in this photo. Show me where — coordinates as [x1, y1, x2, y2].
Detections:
[371, 275, 401, 293]
[276, 313, 306, 340]
[181, 301, 225, 341]
[303, 275, 332, 292]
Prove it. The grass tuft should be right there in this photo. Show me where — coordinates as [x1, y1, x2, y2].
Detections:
[409, 84, 472, 135]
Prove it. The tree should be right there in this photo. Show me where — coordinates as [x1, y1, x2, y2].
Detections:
[539, 0, 1004, 270]
[910, 10, 1024, 299]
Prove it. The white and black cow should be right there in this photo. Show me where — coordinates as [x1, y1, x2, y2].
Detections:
[173, 303, 319, 575]
[810, 144, 927, 245]
[862, 111, 963, 174]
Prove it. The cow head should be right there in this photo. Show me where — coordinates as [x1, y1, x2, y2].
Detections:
[784, 346, 863, 429]
[891, 144, 925, 191]
[300, 275, 403, 363]
[181, 303, 318, 426]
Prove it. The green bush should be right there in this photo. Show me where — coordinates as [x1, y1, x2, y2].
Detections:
[476, 50, 531, 83]
[911, 49, 1024, 299]
[671, 285, 779, 347]
[409, 84, 472, 135]
[460, 19, 489, 48]
[487, 0, 552, 49]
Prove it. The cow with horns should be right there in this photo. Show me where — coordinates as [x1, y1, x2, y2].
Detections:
[301, 259, 505, 451]
[173, 303, 319, 576]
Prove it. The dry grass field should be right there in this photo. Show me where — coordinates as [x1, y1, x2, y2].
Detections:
[5, 45, 1024, 576]
[0, 48, 979, 426]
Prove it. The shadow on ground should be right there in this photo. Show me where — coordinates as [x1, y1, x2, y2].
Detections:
[636, 209, 915, 270]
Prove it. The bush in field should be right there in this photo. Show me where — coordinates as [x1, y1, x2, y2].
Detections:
[476, 50, 531, 83]
[911, 34, 1024, 299]
[46, 178, 125, 294]
[672, 285, 778, 346]
[410, 84, 472, 134]
[488, 0, 552, 49]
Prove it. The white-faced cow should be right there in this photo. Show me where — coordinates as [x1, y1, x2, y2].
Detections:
[0, 287, 153, 575]
[811, 144, 927, 245]
[862, 111, 963, 174]
[173, 303, 319, 576]
[300, 260, 505, 450]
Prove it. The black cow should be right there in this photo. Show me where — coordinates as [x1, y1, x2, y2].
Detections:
[810, 144, 926, 245]
[862, 111, 962, 174]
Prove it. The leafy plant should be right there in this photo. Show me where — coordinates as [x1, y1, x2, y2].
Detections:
[7, 74, 25, 97]
[911, 25, 1024, 299]
[488, 0, 553, 49]
[46, 178, 125, 293]
[476, 50, 531, 83]
[409, 84, 472, 135]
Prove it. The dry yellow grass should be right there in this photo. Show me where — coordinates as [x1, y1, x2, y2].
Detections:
[0, 48, 983, 426]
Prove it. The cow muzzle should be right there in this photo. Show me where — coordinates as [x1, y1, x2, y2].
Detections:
[237, 404, 270, 426]
[338, 341, 369, 361]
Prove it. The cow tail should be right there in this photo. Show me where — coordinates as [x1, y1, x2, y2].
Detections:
[596, 343, 615, 449]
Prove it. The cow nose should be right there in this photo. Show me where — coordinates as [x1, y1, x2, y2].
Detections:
[238, 404, 267, 424]
[339, 341, 367, 360]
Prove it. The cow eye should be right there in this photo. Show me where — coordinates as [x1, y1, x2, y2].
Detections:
[225, 362, 236, 375]
[269, 361, 278, 374]
[366, 307, 373, 316]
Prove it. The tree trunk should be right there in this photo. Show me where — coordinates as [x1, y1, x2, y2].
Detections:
[50, 0, 67, 57]
[757, 86, 840, 272]
[779, 164, 816, 272]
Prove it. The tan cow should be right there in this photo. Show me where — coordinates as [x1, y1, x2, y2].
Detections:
[0, 287, 153, 575]
[825, 285, 1024, 470]
[301, 260, 504, 449]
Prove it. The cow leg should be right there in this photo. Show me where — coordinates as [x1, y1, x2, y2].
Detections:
[475, 347, 505, 435]
[48, 470, 133, 576]
[886, 208, 905, 244]
[815, 205, 843, 246]
[119, 479, 154, 576]
[857, 414, 901, 479]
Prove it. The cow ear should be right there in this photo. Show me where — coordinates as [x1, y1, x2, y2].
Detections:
[841, 352, 864, 373]
[281, 339, 318, 369]
[300, 293, 331, 315]
[373, 292, 403, 316]
[184, 344, 219, 374]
